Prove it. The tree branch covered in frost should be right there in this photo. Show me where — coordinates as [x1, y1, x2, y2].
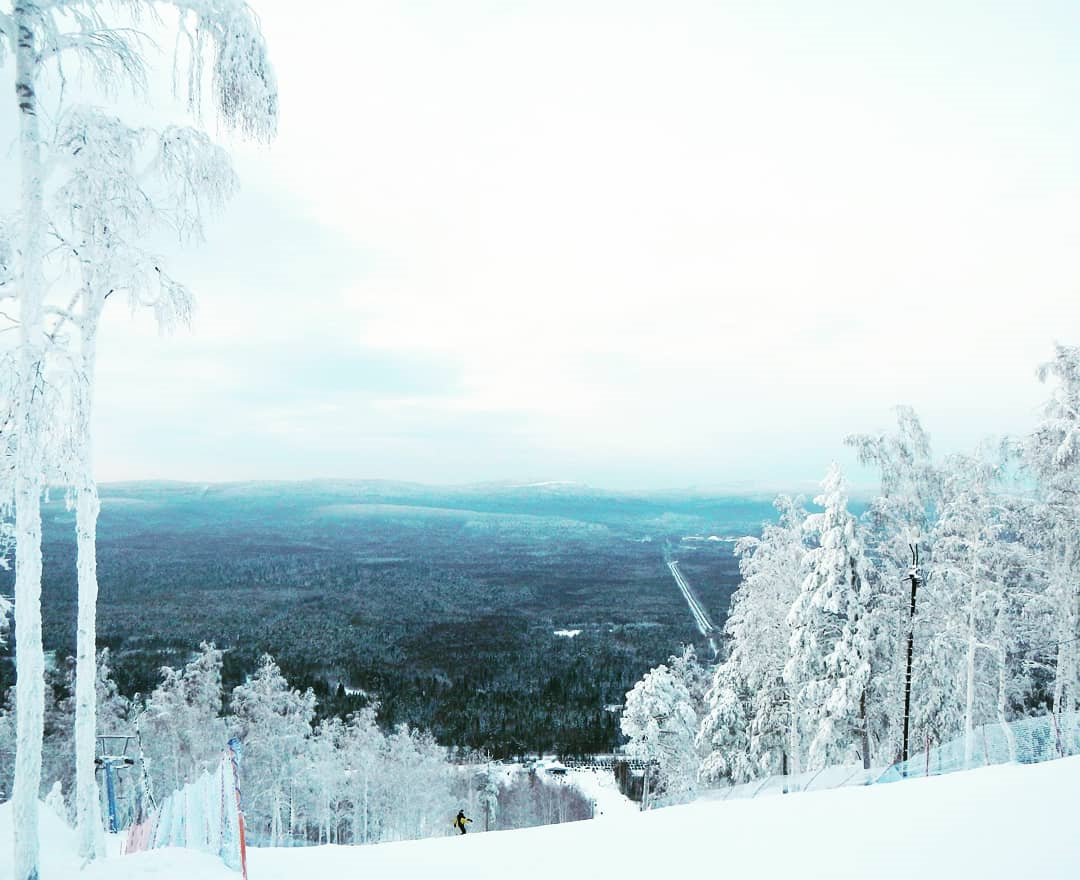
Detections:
[50, 105, 233, 331]
[153, 125, 237, 240]
[0, 217, 14, 300]
[0, 11, 13, 67]
[168, 0, 277, 141]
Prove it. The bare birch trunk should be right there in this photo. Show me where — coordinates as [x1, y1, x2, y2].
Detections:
[13, 5, 47, 879]
[74, 295, 106, 861]
[996, 643, 1017, 762]
[787, 697, 801, 784]
[859, 688, 870, 770]
[962, 541, 980, 768]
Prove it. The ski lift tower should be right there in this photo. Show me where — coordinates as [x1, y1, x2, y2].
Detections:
[95, 735, 137, 832]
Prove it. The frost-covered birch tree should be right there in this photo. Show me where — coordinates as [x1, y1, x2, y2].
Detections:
[140, 642, 228, 796]
[51, 107, 234, 861]
[926, 453, 1028, 764]
[0, 2, 275, 874]
[229, 655, 317, 847]
[846, 406, 941, 761]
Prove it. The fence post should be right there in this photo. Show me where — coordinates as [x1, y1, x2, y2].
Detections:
[227, 738, 249, 880]
[1051, 712, 1065, 759]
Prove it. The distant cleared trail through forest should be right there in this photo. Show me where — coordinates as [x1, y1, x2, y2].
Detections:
[666, 561, 719, 655]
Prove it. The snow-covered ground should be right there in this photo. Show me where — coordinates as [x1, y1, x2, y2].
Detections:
[563, 768, 641, 820]
[3, 757, 1078, 879]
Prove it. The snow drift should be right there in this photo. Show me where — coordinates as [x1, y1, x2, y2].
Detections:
[3, 755, 1078, 880]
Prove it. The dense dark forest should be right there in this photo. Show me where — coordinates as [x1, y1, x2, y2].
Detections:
[0, 481, 773, 756]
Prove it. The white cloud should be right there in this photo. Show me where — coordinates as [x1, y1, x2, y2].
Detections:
[7, 1, 1080, 487]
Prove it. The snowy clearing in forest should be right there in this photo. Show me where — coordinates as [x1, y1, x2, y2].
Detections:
[3, 756, 1078, 879]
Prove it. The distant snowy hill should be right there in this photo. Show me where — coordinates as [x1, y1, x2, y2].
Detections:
[4, 757, 1077, 880]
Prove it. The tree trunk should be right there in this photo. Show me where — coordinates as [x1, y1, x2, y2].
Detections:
[13, 5, 47, 879]
[962, 541, 980, 768]
[995, 643, 1017, 762]
[1050, 535, 1077, 717]
[788, 698, 801, 784]
[859, 688, 870, 770]
[271, 789, 281, 847]
[75, 297, 105, 861]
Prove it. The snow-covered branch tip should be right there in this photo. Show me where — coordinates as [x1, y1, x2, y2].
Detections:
[171, 0, 278, 142]
[0, 11, 12, 66]
[0, 218, 13, 291]
[148, 265, 194, 332]
[155, 126, 237, 240]
[47, 20, 151, 97]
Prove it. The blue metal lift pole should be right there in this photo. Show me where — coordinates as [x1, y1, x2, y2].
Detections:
[103, 761, 119, 833]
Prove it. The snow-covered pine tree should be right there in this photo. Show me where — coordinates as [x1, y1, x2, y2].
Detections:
[621, 645, 706, 803]
[786, 464, 878, 770]
[698, 496, 807, 782]
[1020, 344, 1080, 718]
[696, 663, 750, 783]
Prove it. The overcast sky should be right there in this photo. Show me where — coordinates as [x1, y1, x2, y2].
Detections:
[7, 1, 1080, 491]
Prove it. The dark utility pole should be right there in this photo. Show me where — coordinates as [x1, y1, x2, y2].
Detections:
[900, 544, 921, 766]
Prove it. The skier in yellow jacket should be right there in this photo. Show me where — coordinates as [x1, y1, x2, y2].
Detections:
[454, 810, 472, 834]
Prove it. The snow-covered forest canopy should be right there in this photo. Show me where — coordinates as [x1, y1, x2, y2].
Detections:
[621, 345, 1080, 801]
[0, 645, 591, 847]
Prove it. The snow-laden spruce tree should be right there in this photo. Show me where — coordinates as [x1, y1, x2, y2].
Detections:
[0, 2, 275, 874]
[621, 646, 707, 804]
[1020, 344, 1080, 719]
[786, 465, 880, 770]
[698, 496, 807, 782]
[696, 662, 750, 783]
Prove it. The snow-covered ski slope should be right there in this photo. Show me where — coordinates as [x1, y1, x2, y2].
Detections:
[3, 756, 1077, 880]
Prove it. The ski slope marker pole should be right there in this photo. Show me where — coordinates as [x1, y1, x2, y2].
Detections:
[227, 738, 249, 880]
